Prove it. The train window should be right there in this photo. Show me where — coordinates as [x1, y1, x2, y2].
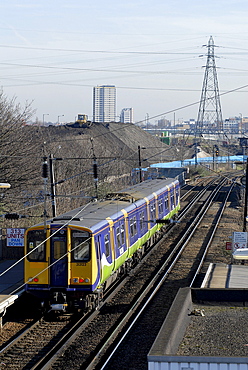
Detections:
[53, 238, 66, 260]
[104, 234, 110, 257]
[130, 218, 134, 237]
[158, 199, 163, 214]
[139, 213, 142, 230]
[150, 203, 156, 220]
[139, 211, 145, 230]
[72, 230, 90, 262]
[171, 192, 175, 209]
[133, 216, 137, 235]
[116, 226, 121, 248]
[121, 224, 125, 244]
[165, 195, 169, 211]
[27, 229, 46, 261]
[176, 189, 180, 204]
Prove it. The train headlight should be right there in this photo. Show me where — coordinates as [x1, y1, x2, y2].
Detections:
[33, 277, 39, 283]
[28, 277, 33, 282]
[84, 278, 90, 283]
[79, 278, 84, 283]
[73, 277, 79, 283]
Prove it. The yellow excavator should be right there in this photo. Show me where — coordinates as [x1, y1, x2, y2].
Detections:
[67, 114, 92, 128]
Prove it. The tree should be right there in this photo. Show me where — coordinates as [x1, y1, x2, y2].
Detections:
[0, 91, 38, 218]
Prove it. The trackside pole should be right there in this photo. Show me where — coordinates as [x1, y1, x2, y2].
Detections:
[243, 158, 248, 232]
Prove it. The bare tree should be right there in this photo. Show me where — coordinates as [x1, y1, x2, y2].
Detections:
[0, 91, 38, 214]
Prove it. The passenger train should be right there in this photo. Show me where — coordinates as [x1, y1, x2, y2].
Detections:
[24, 178, 180, 312]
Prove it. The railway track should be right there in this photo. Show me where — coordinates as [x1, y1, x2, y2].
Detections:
[0, 175, 240, 369]
[83, 177, 235, 369]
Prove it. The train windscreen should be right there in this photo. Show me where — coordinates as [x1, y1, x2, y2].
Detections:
[71, 230, 91, 262]
[27, 229, 46, 261]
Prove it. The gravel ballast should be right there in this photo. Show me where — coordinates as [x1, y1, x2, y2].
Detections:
[177, 304, 248, 357]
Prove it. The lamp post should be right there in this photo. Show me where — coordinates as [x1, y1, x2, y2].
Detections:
[42, 114, 49, 126]
[239, 113, 242, 135]
[49, 154, 57, 217]
[173, 112, 176, 137]
[194, 127, 198, 167]
[146, 113, 149, 130]
[243, 158, 248, 232]
[58, 115, 64, 125]
[138, 146, 142, 183]
[48, 146, 62, 218]
[138, 146, 146, 183]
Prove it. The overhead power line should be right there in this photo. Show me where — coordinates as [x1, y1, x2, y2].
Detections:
[0, 44, 203, 55]
[0, 61, 202, 75]
[1, 43, 248, 55]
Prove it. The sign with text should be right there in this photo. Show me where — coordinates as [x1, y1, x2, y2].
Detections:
[232, 231, 248, 251]
[7, 228, 25, 247]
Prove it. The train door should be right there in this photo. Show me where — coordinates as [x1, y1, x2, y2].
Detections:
[95, 235, 102, 280]
[175, 184, 180, 207]
[170, 186, 175, 209]
[50, 234, 68, 287]
[104, 232, 113, 265]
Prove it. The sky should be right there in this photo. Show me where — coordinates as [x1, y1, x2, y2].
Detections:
[1, 0, 248, 125]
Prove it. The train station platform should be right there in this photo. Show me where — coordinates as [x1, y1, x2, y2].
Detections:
[0, 259, 24, 323]
[201, 263, 248, 288]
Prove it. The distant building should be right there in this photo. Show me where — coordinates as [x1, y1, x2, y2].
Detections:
[242, 117, 248, 132]
[157, 118, 170, 128]
[223, 117, 239, 133]
[93, 85, 116, 123]
[120, 108, 133, 123]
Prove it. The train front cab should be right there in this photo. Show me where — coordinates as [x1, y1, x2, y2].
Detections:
[25, 224, 100, 311]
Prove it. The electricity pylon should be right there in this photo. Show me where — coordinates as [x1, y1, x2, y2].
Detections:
[196, 36, 223, 134]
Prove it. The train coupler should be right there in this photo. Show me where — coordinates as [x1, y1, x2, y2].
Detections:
[50, 303, 68, 311]
[50, 291, 68, 311]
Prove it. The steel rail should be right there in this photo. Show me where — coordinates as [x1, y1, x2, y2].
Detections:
[178, 177, 218, 220]
[189, 180, 235, 287]
[180, 177, 215, 201]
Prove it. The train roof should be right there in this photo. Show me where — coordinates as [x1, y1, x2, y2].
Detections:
[105, 177, 179, 201]
[51, 199, 130, 230]
[32, 178, 178, 231]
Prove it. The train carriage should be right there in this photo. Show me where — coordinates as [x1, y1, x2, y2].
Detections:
[25, 178, 180, 311]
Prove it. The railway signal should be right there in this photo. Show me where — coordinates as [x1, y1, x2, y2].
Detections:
[42, 158, 48, 179]
[214, 144, 219, 156]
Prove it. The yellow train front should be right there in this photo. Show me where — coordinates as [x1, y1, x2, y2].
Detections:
[24, 221, 101, 312]
[25, 178, 180, 312]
